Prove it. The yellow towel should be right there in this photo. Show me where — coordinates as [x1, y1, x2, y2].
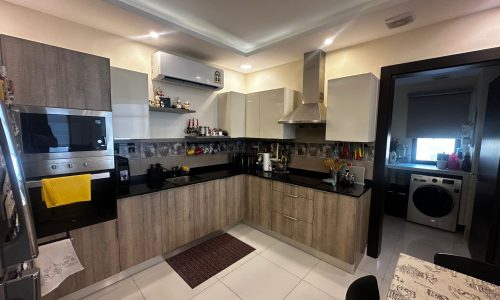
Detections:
[41, 174, 91, 208]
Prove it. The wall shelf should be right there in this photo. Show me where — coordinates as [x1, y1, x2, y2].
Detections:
[185, 136, 232, 141]
[149, 106, 196, 114]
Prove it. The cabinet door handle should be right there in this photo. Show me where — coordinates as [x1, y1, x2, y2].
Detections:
[283, 214, 298, 221]
[283, 193, 299, 198]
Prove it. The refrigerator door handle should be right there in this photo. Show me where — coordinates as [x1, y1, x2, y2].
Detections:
[0, 103, 38, 267]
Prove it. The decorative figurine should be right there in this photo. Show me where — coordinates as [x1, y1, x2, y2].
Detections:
[152, 86, 165, 107]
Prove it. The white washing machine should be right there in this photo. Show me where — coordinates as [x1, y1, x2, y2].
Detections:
[407, 174, 462, 232]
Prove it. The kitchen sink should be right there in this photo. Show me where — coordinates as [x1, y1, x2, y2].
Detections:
[165, 175, 202, 185]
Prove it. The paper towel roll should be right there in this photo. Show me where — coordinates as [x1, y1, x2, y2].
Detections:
[35, 239, 84, 296]
[263, 153, 271, 172]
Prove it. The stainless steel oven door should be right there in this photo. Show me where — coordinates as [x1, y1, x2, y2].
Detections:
[25, 170, 117, 238]
[11, 105, 114, 162]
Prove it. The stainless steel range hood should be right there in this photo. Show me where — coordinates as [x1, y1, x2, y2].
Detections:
[279, 50, 327, 124]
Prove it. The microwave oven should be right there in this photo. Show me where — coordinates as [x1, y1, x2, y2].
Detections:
[11, 105, 114, 177]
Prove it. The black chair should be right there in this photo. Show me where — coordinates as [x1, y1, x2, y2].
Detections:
[345, 275, 380, 300]
[434, 253, 500, 285]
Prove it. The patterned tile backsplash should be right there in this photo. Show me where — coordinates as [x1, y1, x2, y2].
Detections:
[114, 138, 375, 176]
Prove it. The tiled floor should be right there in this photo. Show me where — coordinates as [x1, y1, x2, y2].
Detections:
[78, 216, 470, 300]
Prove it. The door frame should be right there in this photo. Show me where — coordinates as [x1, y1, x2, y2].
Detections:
[368, 46, 500, 258]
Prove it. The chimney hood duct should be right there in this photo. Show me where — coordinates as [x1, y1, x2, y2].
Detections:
[279, 50, 327, 124]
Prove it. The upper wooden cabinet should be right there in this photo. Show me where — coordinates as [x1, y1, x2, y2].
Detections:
[326, 73, 379, 142]
[0, 35, 111, 110]
[217, 91, 246, 137]
[245, 88, 298, 139]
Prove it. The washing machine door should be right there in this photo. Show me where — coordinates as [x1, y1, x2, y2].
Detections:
[412, 185, 454, 217]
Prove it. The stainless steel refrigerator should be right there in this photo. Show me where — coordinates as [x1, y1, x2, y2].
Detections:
[469, 75, 500, 267]
[0, 101, 40, 299]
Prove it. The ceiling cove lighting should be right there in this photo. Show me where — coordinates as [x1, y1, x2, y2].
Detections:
[149, 31, 160, 39]
[323, 38, 333, 46]
[240, 64, 252, 70]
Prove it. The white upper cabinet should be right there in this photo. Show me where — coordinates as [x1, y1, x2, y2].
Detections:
[111, 67, 150, 139]
[246, 88, 298, 139]
[245, 92, 261, 138]
[217, 91, 246, 137]
[325, 73, 379, 142]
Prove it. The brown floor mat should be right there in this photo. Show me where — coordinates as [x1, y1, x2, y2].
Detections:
[166, 233, 255, 288]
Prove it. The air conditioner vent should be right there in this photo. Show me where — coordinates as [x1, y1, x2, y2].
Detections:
[385, 12, 415, 29]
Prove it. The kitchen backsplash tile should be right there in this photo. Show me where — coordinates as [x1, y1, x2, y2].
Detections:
[114, 138, 375, 177]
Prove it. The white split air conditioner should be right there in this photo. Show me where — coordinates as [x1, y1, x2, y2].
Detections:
[152, 51, 224, 91]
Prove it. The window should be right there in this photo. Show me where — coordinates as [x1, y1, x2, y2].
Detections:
[414, 138, 457, 162]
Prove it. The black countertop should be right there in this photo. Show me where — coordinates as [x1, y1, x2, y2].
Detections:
[117, 164, 372, 199]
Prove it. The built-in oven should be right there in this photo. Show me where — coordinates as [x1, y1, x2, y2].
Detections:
[10, 105, 116, 238]
[25, 169, 116, 238]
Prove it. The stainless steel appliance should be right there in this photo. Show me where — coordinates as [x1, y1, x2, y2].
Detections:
[11, 105, 114, 177]
[407, 174, 462, 232]
[0, 102, 40, 299]
[10, 105, 116, 238]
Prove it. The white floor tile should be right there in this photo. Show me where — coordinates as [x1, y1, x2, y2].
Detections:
[260, 241, 319, 278]
[237, 229, 278, 253]
[132, 261, 217, 300]
[304, 261, 368, 299]
[226, 223, 255, 238]
[379, 279, 392, 299]
[221, 255, 300, 300]
[215, 252, 258, 279]
[357, 254, 391, 281]
[190, 282, 240, 300]
[285, 281, 336, 300]
[83, 279, 144, 300]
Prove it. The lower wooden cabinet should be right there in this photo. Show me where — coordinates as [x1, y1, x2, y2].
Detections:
[193, 180, 221, 239]
[246, 176, 272, 229]
[117, 193, 162, 270]
[42, 220, 120, 300]
[161, 186, 195, 253]
[272, 213, 313, 246]
[312, 190, 371, 265]
[271, 184, 314, 247]
[220, 175, 245, 228]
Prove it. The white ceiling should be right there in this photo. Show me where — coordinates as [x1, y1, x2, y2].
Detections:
[8, 0, 500, 73]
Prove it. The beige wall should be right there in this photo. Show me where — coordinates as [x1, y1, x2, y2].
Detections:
[247, 7, 500, 100]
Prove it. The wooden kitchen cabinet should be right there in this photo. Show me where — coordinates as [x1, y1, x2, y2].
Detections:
[161, 186, 195, 253]
[218, 91, 246, 137]
[245, 88, 299, 139]
[42, 220, 120, 300]
[193, 180, 221, 239]
[117, 193, 162, 270]
[0, 35, 111, 110]
[245, 176, 272, 228]
[312, 190, 371, 265]
[272, 213, 313, 247]
[325, 73, 378, 142]
[272, 182, 314, 246]
[220, 175, 245, 228]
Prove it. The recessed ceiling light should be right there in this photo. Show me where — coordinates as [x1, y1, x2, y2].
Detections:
[240, 64, 252, 70]
[149, 31, 160, 39]
[323, 38, 333, 46]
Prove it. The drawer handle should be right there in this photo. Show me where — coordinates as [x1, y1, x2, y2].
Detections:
[283, 193, 299, 198]
[283, 214, 298, 221]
